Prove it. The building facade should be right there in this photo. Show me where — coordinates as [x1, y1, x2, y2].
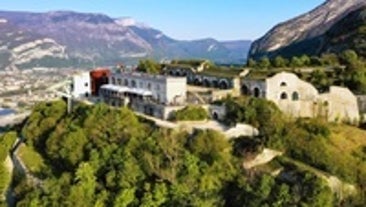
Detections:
[100, 71, 187, 119]
[242, 72, 360, 122]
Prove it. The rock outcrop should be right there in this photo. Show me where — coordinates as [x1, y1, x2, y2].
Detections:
[249, 0, 366, 59]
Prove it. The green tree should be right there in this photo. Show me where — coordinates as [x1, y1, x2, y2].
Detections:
[320, 53, 339, 66]
[272, 56, 287, 68]
[170, 105, 208, 121]
[258, 57, 271, 69]
[340, 49, 364, 72]
[137, 59, 162, 74]
[300, 54, 311, 66]
[289, 56, 303, 68]
[309, 69, 331, 92]
[67, 163, 97, 207]
[247, 58, 257, 68]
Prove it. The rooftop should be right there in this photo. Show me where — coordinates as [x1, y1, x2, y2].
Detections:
[198, 66, 247, 78]
[101, 84, 153, 96]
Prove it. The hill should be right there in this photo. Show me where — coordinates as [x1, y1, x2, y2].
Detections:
[4, 100, 358, 206]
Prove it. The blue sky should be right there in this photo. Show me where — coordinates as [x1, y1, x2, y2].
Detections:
[0, 0, 325, 41]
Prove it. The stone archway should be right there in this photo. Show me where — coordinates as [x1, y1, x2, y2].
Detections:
[241, 84, 250, 95]
[253, 87, 261, 98]
[219, 80, 229, 89]
[212, 112, 219, 120]
[203, 79, 211, 87]
[194, 78, 202, 86]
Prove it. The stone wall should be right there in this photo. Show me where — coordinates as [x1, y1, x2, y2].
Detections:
[242, 72, 360, 123]
[320, 87, 359, 123]
[357, 96, 366, 114]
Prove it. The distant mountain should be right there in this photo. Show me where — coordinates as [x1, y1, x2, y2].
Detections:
[0, 11, 251, 70]
[249, 0, 366, 59]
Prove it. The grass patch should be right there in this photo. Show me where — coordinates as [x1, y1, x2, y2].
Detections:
[285, 123, 366, 183]
[0, 163, 10, 201]
[17, 144, 46, 175]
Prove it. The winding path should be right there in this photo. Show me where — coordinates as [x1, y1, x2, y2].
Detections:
[243, 149, 357, 200]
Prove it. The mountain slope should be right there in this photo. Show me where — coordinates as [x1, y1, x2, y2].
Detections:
[0, 11, 250, 70]
[249, 0, 366, 59]
[0, 18, 67, 70]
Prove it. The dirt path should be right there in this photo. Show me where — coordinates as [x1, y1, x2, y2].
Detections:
[243, 148, 283, 169]
[281, 156, 357, 199]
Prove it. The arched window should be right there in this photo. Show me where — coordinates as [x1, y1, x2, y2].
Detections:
[280, 82, 287, 87]
[241, 85, 249, 95]
[124, 79, 129, 86]
[253, 87, 260, 98]
[203, 79, 211, 87]
[131, 80, 136, 88]
[280, 92, 288, 100]
[147, 83, 151, 90]
[219, 80, 229, 89]
[212, 80, 219, 88]
[194, 78, 201, 86]
[212, 112, 219, 120]
[292, 92, 299, 101]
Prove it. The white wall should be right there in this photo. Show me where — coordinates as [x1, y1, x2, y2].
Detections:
[320, 86, 360, 123]
[110, 72, 187, 105]
[265, 72, 319, 118]
[72, 72, 91, 98]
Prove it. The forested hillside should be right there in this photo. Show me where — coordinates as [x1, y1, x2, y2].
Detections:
[2, 100, 364, 206]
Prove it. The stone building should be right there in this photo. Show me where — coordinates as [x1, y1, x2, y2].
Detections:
[163, 60, 248, 97]
[242, 72, 360, 122]
[100, 71, 187, 119]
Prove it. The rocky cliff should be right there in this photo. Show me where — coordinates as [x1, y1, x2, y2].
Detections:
[249, 0, 366, 59]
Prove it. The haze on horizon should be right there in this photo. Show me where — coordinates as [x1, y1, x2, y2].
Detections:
[0, 0, 325, 41]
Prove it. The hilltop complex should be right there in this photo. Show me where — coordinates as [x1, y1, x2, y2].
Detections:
[69, 60, 364, 123]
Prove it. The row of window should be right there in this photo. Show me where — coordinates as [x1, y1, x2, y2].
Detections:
[280, 91, 299, 101]
[111, 77, 160, 91]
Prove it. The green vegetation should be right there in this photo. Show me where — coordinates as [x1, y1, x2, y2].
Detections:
[247, 49, 366, 94]
[0, 164, 10, 201]
[0, 131, 17, 201]
[136, 59, 163, 74]
[17, 145, 46, 176]
[198, 65, 245, 78]
[170, 105, 208, 121]
[9, 100, 342, 206]
[0, 131, 17, 161]
[171, 59, 209, 68]
[219, 96, 366, 205]
[222, 96, 286, 147]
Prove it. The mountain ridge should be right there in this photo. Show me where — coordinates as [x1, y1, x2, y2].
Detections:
[249, 0, 366, 59]
[0, 10, 251, 70]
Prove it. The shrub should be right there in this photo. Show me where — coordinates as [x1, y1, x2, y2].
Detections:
[170, 105, 208, 121]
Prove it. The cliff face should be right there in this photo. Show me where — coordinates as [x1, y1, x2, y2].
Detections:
[249, 0, 366, 59]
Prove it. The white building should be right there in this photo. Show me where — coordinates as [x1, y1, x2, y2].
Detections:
[100, 71, 187, 119]
[71, 72, 91, 98]
[242, 72, 360, 123]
